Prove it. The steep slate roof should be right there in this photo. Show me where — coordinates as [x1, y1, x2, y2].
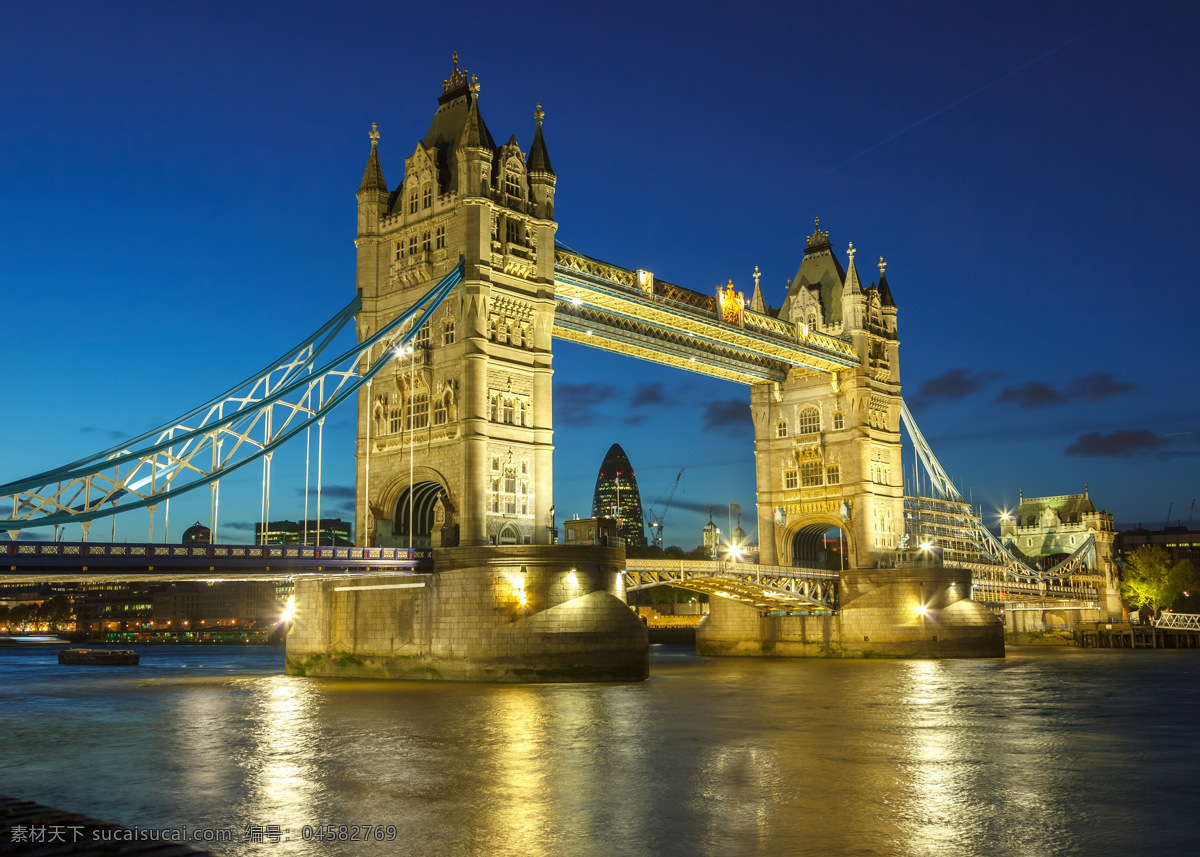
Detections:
[422, 76, 496, 194]
[1015, 493, 1097, 526]
[781, 223, 846, 326]
[878, 270, 895, 308]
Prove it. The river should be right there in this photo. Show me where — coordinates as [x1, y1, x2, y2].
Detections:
[1, 644, 1197, 856]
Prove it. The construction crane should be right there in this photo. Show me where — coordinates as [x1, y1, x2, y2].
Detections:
[647, 468, 684, 548]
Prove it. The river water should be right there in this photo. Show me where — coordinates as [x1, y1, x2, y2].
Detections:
[1, 644, 1197, 856]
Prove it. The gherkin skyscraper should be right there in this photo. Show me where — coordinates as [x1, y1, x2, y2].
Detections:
[591, 443, 646, 547]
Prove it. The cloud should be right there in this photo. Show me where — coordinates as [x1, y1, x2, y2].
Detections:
[995, 373, 1137, 410]
[995, 381, 1067, 409]
[702, 399, 749, 436]
[556, 382, 618, 426]
[629, 383, 675, 409]
[298, 485, 356, 500]
[1068, 372, 1137, 400]
[223, 521, 258, 531]
[1065, 430, 1167, 457]
[912, 369, 999, 405]
[81, 426, 126, 441]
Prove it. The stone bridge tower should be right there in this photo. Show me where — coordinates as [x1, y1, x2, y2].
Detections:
[353, 56, 557, 548]
[751, 221, 903, 570]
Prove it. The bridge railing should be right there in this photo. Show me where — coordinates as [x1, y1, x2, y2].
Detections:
[625, 558, 839, 581]
[1154, 612, 1200, 631]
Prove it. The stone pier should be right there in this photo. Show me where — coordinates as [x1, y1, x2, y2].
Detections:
[285, 545, 648, 682]
[697, 566, 1003, 658]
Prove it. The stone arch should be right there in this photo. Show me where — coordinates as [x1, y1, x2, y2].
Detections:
[782, 514, 855, 571]
[395, 481, 445, 548]
[497, 523, 521, 545]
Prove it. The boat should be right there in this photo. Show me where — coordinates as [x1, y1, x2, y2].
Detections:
[58, 648, 140, 666]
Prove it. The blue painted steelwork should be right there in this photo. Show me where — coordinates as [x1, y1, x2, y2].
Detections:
[0, 540, 432, 581]
[1, 258, 464, 534]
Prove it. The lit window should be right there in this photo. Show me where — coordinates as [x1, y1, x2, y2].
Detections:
[826, 464, 840, 485]
[798, 406, 820, 434]
[436, 225, 445, 249]
[801, 461, 823, 487]
[422, 184, 432, 209]
[776, 420, 788, 438]
[408, 392, 428, 430]
[784, 470, 798, 490]
[833, 412, 844, 430]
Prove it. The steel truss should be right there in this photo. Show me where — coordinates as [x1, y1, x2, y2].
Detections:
[2, 258, 464, 535]
[553, 248, 860, 385]
[625, 559, 839, 612]
[900, 400, 1100, 599]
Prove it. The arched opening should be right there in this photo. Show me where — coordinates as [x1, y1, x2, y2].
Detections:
[394, 481, 444, 548]
[791, 523, 849, 572]
[498, 523, 520, 545]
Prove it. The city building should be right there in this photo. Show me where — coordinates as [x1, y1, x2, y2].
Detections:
[591, 443, 646, 546]
[255, 518, 353, 546]
[1118, 525, 1200, 565]
[152, 582, 282, 628]
[182, 522, 211, 544]
[562, 516, 620, 546]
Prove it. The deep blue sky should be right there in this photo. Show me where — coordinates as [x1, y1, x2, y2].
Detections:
[2, 0, 1197, 546]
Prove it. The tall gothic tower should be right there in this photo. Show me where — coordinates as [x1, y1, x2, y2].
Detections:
[750, 221, 903, 569]
[354, 56, 557, 548]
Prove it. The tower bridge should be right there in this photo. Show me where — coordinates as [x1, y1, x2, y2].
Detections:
[1, 58, 1119, 675]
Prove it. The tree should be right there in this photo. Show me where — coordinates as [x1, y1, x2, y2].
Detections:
[1121, 546, 1194, 613]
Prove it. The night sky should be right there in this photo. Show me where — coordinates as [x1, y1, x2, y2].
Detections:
[2, 0, 1196, 547]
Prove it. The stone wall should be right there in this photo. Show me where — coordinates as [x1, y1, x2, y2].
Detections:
[697, 566, 1004, 658]
[285, 545, 648, 682]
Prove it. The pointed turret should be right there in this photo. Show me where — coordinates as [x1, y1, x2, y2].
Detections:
[526, 103, 557, 221]
[358, 122, 387, 194]
[749, 265, 766, 314]
[840, 242, 865, 332]
[876, 256, 896, 308]
[356, 123, 389, 244]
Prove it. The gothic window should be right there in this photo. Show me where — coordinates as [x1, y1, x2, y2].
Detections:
[798, 406, 820, 434]
[505, 320, 513, 343]
[517, 401, 526, 426]
[442, 320, 454, 345]
[395, 241, 403, 261]
[408, 392, 429, 430]
[422, 184, 432, 209]
[492, 457, 500, 472]
[409, 189, 419, 214]
[502, 398, 514, 424]
[521, 460, 528, 475]
[506, 219, 521, 245]
[506, 496, 516, 515]
[489, 395, 498, 421]
[504, 470, 517, 494]
[488, 315, 499, 340]
[520, 484, 528, 515]
[436, 225, 445, 249]
[784, 469, 798, 490]
[387, 393, 402, 435]
[833, 412, 844, 430]
[776, 420, 788, 438]
[415, 325, 430, 349]
[432, 395, 447, 425]
[801, 461, 823, 487]
[505, 172, 521, 198]
[808, 314, 817, 328]
[422, 230, 431, 252]
[826, 464, 840, 485]
[409, 235, 417, 256]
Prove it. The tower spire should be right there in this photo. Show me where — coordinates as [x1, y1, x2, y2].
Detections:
[749, 265, 766, 313]
[357, 122, 386, 194]
[526, 102, 555, 176]
[844, 242, 862, 291]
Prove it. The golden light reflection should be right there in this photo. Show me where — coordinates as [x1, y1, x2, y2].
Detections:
[241, 678, 325, 832]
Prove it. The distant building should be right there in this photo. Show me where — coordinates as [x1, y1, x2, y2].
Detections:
[1118, 526, 1200, 565]
[153, 581, 281, 626]
[182, 522, 211, 544]
[255, 518, 353, 546]
[591, 444, 646, 547]
[562, 516, 621, 546]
